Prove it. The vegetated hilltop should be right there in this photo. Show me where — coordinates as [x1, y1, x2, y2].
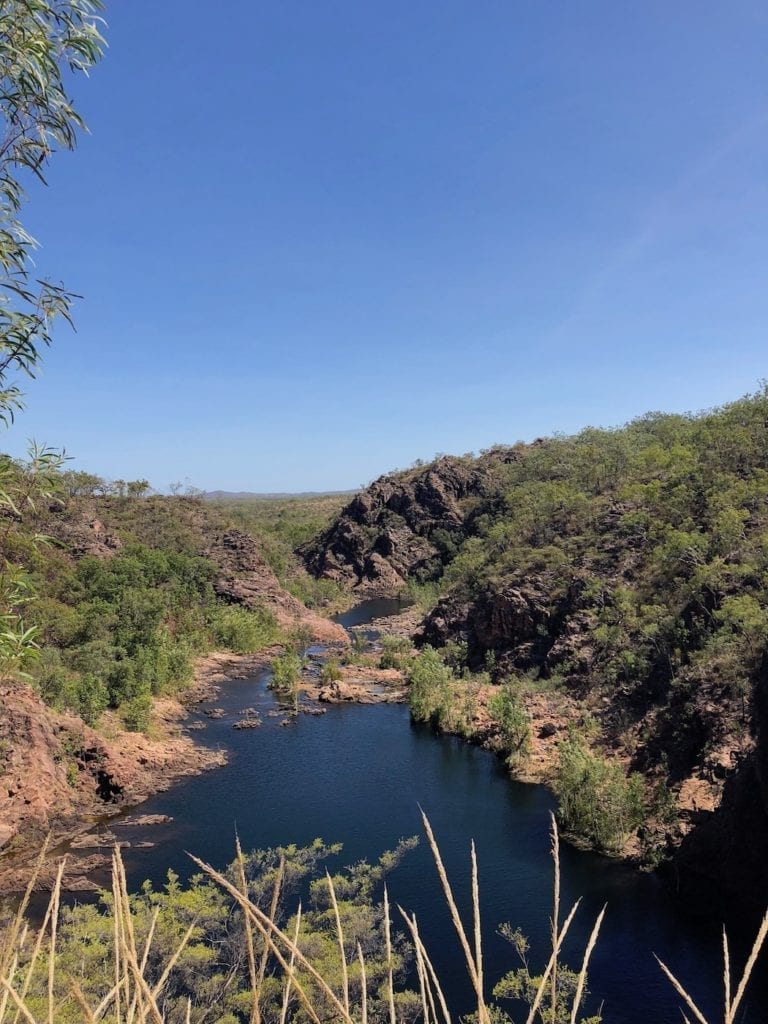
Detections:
[305, 386, 768, 913]
[0, 480, 347, 876]
[303, 451, 512, 593]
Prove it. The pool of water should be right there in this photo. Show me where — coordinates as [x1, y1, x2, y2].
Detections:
[70, 601, 766, 1022]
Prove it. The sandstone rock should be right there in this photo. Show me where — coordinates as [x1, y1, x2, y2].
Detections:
[208, 529, 348, 644]
[116, 814, 173, 827]
[303, 453, 511, 593]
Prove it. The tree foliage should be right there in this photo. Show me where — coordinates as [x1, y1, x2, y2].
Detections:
[554, 733, 645, 854]
[0, 0, 104, 671]
[0, 0, 104, 422]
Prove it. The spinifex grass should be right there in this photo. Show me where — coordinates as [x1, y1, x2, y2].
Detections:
[1, 814, 766, 1024]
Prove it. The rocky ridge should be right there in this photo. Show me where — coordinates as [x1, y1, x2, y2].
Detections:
[303, 452, 513, 593]
[305, 439, 768, 917]
[208, 528, 347, 644]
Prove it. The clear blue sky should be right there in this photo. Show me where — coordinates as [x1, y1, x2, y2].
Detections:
[6, 1, 768, 491]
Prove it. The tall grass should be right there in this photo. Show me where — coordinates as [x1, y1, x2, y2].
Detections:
[1, 815, 766, 1024]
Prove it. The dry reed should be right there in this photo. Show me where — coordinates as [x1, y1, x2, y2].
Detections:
[0, 816, 765, 1024]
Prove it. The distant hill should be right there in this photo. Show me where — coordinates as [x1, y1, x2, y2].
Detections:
[204, 490, 357, 502]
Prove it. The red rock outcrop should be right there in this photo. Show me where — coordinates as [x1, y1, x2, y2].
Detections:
[303, 453, 514, 593]
[0, 681, 224, 889]
[207, 529, 347, 645]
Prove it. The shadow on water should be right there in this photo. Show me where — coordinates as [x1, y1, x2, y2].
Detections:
[26, 599, 768, 1022]
[333, 596, 410, 637]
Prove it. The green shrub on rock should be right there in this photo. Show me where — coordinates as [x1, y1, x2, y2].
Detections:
[554, 733, 645, 853]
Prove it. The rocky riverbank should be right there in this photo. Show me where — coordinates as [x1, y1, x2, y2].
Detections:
[0, 647, 292, 893]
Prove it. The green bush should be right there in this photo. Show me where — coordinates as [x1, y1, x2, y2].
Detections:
[554, 733, 645, 853]
[271, 651, 302, 692]
[488, 685, 531, 767]
[211, 605, 281, 654]
[379, 634, 411, 669]
[120, 691, 153, 733]
[407, 646, 454, 723]
[320, 658, 342, 683]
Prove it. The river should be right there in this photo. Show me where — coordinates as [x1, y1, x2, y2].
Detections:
[102, 599, 764, 1023]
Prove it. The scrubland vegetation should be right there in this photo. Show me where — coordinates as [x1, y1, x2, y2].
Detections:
[0, 478, 289, 731]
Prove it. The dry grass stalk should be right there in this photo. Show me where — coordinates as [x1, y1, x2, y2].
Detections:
[187, 853, 352, 1024]
[412, 913, 440, 1024]
[722, 927, 730, 1024]
[235, 836, 259, 1024]
[69, 981, 98, 1024]
[395, 907, 452, 1024]
[728, 906, 768, 1022]
[10, 884, 57, 1024]
[420, 810, 488, 1024]
[655, 903, 768, 1024]
[0, 839, 49, 981]
[470, 841, 484, 1018]
[0, 978, 39, 1024]
[326, 872, 350, 1017]
[550, 814, 560, 1024]
[150, 917, 198, 1000]
[278, 903, 302, 1024]
[524, 898, 582, 1024]
[46, 859, 64, 1024]
[653, 955, 710, 1024]
[568, 904, 606, 1024]
[112, 856, 123, 1024]
[257, 857, 285, 993]
[413, 925, 430, 1024]
[357, 943, 368, 1024]
[383, 886, 396, 1024]
[0, 952, 17, 1024]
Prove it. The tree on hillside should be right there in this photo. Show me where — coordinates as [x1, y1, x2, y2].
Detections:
[0, 1, 105, 669]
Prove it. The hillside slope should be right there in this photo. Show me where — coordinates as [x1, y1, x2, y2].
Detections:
[303, 451, 514, 592]
[0, 492, 346, 879]
[305, 388, 768, 913]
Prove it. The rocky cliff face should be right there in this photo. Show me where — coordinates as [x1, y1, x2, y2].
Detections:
[304, 442, 768, 916]
[303, 453, 511, 593]
[417, 574, 768, 914]
[208, 528, 347, 644]
[668, 655, 768, 918]
[0, 681, 223, 888]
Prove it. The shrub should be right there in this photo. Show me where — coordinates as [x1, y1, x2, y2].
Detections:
[554, 733, 645, 853]
[271, 651, 302, 692]
[120, 691, 153, 733]
[407, 646, 454, 723]
[488, 685, 531, 767]
[320, 658, 342, 683]
[379, 635, 411, 669]
[211, 605, 280, 654]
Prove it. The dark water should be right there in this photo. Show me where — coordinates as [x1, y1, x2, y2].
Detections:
[87, 599, 763, 1023]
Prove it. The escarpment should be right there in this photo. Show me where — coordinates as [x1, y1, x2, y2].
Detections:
[303, 450, 516, 593]
[0, 679, 223, 885]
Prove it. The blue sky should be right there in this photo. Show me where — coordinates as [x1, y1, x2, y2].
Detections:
[6, 1, 768, 491]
